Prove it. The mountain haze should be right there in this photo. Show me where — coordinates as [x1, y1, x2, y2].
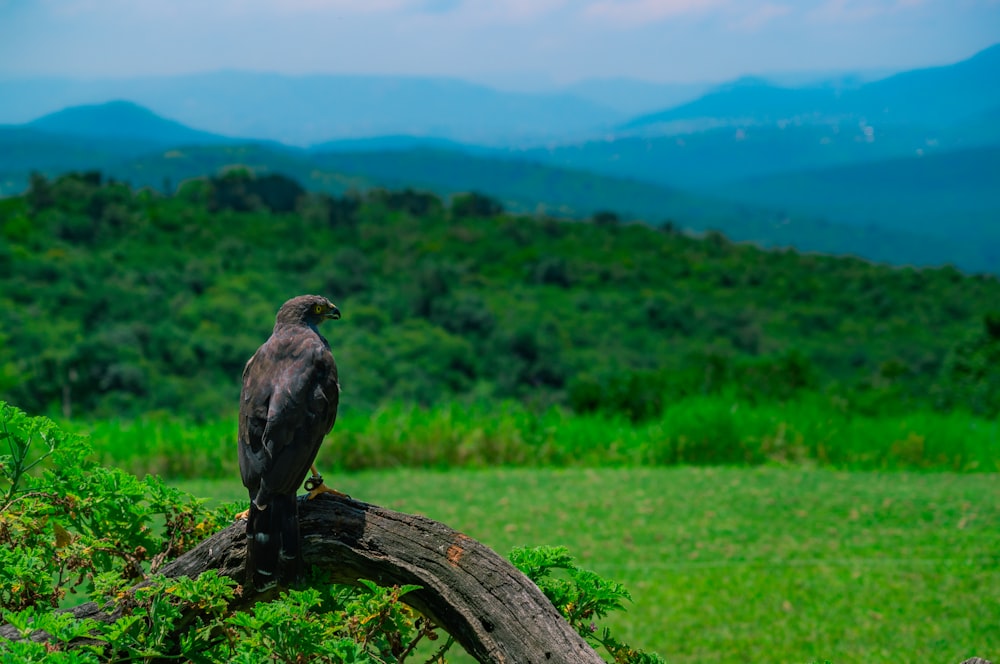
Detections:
[0, 73, 624, 146]
[559, 78, 712, 115]
[624, 80, 842, 133]
[2, 44, 996, 148]
[520, 122, 955, 189]
[0, 101, 256, 181]
[624, 44, 1000, 134]
[2, 44, 998, 275]
[717, 146, 1000, 244]
[855, 43, 1000, 126]
[27, 100, 234, 145]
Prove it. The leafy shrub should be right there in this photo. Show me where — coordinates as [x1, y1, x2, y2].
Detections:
[205, 170, 306, 214]
[371, 187, 443, 217]
[510, 546, 664, 663]
[934, 312, 1000, 416]
[591, 210, 620, 227]
[568, 370, 667, 423]
[0, 402, 230, 613]
[430, 291, 496, 338]
[531, 256, 574, 287]
[733, 350, 818, 402]
[450, 191, 503, 218]
[252, 174, 307, 213]
[569, 351, 817, 422]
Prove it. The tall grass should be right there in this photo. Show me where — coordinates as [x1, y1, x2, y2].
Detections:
[70, 392, 1000, 479]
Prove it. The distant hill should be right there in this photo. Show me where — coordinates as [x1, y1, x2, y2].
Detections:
[855, 43, 1000, 126]
[624, 43, 1000, 133]
[0, 138, 371, 200]
[2, 45, 996, 150]
[519, 122, 962, 188]
[559, 78, 712, 115]
[936, 105, 1000, 148]
[0, 101, 272, 193]
[0, 123, 720, 223]
[567, 69, 893, 117]
[309, 135, 484, 155]
[520, 42, 1000, 187]
[623, 79, 843, 133]
[711, 146, 1000, 245]
[308, 147, 706, 219]
[2, 98, 998, 274]
[0, 73, 624, 146]
[27, 100, 235, 146]
[0, 125, 166, 175]
[304, 147, 996, 273]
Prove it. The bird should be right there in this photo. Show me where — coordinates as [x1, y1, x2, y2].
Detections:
[238, 294, 343, 591]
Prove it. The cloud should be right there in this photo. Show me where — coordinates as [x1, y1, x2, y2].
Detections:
[417, 0, 463, 14]
[728, 3, 792, 31]
[582, 0, 727, 26]
[445, 0, 570, 23]
[36, 0, 439, 20]
[397, 0, 571, 30]
[808, 0, 928, 22]
[216, 0, 417, 16]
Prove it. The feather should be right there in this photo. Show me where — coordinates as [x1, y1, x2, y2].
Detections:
[245, 494, 300, 589]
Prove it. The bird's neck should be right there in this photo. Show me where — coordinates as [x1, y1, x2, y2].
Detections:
[305, 322, 331, 348]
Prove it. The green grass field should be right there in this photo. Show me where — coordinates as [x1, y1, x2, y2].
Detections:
[59, 396, 1000, 661]
[70, 394, 1000, 481]
[174, 466, 999, 664]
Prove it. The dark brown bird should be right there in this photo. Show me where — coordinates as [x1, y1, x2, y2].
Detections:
[238, 294, 343, 590]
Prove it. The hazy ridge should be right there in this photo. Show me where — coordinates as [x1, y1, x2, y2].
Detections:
[1, 44, 998, 273]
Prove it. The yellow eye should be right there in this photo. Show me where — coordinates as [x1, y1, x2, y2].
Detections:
[313, 304, 324, 314]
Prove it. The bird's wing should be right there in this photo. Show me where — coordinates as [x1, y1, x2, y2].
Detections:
[238, 348, 271, 492]
[239, 328, 339, 498]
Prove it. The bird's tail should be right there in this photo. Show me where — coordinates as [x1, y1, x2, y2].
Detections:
[246, 494, 301, 591]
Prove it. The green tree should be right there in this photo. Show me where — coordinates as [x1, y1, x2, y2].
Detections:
[450, 191, 503, 218]
[935, 312, 1000, 416]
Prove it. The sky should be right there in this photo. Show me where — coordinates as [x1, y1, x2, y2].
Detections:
[1, 0, 998, 86]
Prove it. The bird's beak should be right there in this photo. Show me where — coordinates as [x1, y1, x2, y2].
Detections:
[325, 305, 341, 320]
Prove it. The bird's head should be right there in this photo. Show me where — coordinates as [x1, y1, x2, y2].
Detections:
[275, 294, 341, 329]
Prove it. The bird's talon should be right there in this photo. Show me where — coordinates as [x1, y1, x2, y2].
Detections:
[234, 509, 250, 521]
[307, 482, 350, 500]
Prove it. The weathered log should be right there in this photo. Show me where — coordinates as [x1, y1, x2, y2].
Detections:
[1, 494, 603, 663]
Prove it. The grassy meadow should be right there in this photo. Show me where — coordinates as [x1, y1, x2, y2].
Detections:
[173, 466, 999, 664]
[65, 399, 1000, 663]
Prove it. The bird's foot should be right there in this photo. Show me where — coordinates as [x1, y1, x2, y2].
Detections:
[234, 508, 249, 521]
[304, 474, 350, 500]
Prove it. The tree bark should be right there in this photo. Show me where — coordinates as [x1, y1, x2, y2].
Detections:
[2, 494, 604, 664]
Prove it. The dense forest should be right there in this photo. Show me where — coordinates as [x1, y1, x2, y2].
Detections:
[1, 169, 998, 422]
